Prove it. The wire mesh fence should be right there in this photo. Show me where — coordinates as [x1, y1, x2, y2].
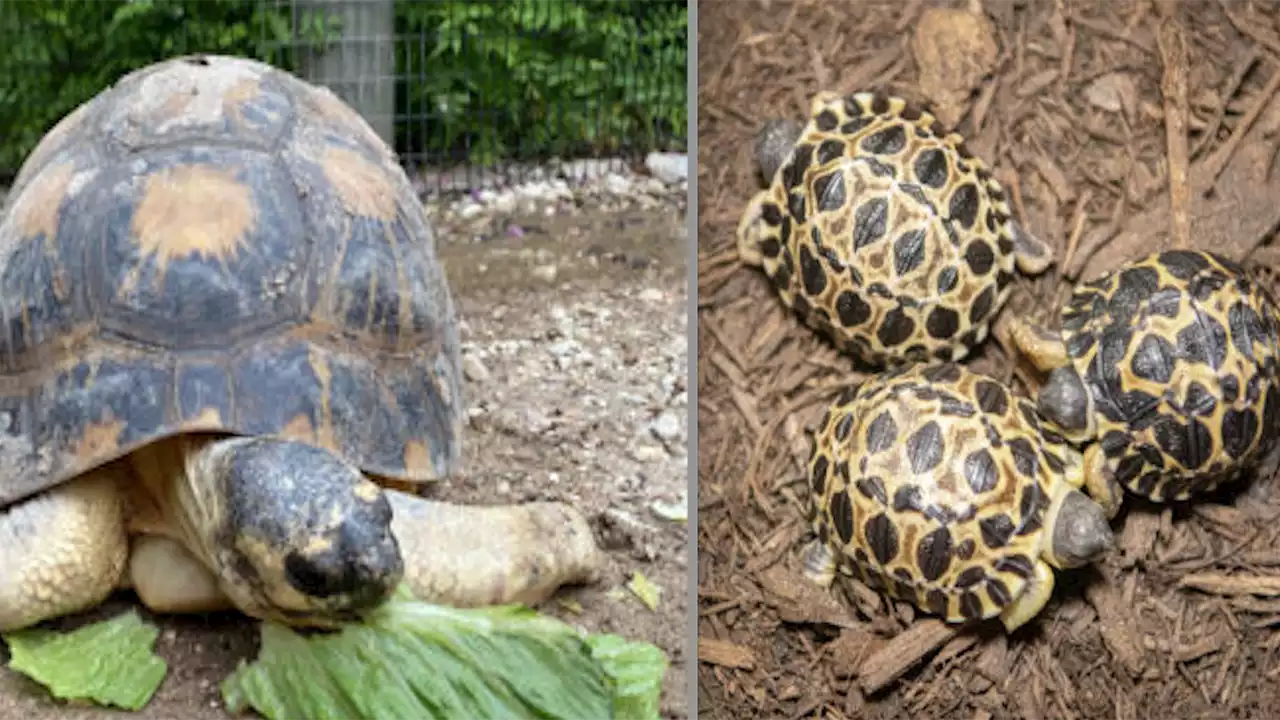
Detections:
[0, 0, 688, 194]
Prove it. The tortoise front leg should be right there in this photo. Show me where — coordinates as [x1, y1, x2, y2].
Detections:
[384, 490, 605, 608]
[1008, 221, 1055, 275]
[1006, 318, 1070, 372]
[0, 469, 129, 631]
[1083, 444, 1125, 520]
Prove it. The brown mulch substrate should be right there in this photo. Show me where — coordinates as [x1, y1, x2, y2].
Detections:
[697, 1, 1280, 718]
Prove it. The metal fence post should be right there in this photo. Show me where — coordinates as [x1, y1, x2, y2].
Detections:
[294, 0, 396, 147]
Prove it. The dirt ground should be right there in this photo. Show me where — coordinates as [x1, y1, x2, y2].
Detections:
[698, 1, 1280, 718]
[0, 196, 691, 718]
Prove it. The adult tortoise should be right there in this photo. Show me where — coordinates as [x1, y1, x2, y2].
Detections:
[737, 91, 1055, 368]
[1008, 249, 1280, 518]
[802, 363, 1113, 632]
[0, 54, 603, 632]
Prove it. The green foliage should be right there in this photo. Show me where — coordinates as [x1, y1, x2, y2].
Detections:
[0, 0, 687, 177]
[0, 0, 296, 175]
[396, 0, 687, 166]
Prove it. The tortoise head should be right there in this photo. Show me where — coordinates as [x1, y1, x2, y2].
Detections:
[1007, 320, 1097, 444]
[1044, 487, 1114, 570]
[188, 436, 404, 627]
[737, 118, 805, 269]
[1038, 366, 1096, 444]
[754, 118, 804, 185]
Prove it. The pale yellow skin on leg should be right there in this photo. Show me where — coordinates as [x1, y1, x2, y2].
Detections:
[1009, 222, 1055, 275]
[0, 469, 129, 632]
[1083, 444, 1125, 520]
[127, 535, 233, 614]
[997, 559, 1056, 633]
[800, 539, 837, 588]
[0, 441, 606, 632]
[1007, 318, 1070, 372]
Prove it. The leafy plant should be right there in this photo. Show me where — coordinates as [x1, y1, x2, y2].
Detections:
[396, 0, 687, 166]
[0, 0, 687, 177]
[0, 0, 305, 175]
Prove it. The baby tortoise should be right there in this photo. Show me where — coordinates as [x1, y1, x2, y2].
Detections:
[0, 55, 603, 632]
[737, 90, 1054, 368]
[802, 363, 1113, 633]
[1008, 249, 1280, 518]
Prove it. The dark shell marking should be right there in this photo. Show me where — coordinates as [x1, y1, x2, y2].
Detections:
[0, 55, 463, 507]
[807, 363, 1079, 624]
[1061, 250, 1280, 503]
[746, 91, 1025, 368]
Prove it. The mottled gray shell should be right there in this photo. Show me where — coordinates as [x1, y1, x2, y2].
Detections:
[0, 54, 462, 507]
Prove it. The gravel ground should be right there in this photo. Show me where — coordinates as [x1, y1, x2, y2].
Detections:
[0, 165, 692, 719]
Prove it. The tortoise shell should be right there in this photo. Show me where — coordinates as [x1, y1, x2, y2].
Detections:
[807, 363, 1079, 624]
[0, 54, 463, 507]
[1058, 250, 1280, 502]
[745, 91, 1028, 367]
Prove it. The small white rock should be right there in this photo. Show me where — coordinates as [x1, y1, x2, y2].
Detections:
[604, 172, 633, 195]
[532, 264, 558, 282]
[462, 354, 490, 383]
[645, 152, 689, 184]
[549, 339, 576, 357]
[649, 411, 682, 442]
[630, 444, 666, 463]
[638, 287, 665, 303]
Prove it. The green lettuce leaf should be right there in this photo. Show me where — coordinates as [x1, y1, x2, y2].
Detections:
[221, 591, 668, 720]
[2, 609, 167, 711]
[0, 586, 669, 720]
[587, 633, 668, 720]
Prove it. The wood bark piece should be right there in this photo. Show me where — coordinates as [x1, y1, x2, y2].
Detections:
[912, 6, 998, 127]
[698, 638, 757, 670]
[1072, 80, 1280, 280]
[1084, 570, 1147, 677]
[857, 619, 959, 694]
[1156, 7, 1191, 249]
[1179, 573, 1280, 597]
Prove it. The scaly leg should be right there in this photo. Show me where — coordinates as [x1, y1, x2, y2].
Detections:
[1083, 444, 1126, 520]
[385, 490, 605, 608]
[800, 538, 837, 588]
[998, 559, 1056, 633]
[0, 469, 128, 631]
[1006, 319, 1070, 373]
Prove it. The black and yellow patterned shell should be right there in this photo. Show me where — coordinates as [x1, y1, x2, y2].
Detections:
[1059, 250, 1280, 501]
[0, 55, 462, 507]
[807, 363, 1080, 624]
[743, 91, 1037, 368]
